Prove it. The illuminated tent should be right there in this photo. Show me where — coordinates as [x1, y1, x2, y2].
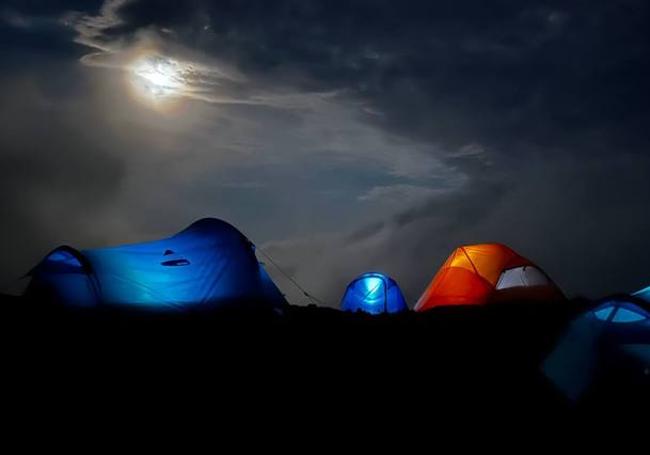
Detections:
[25, 218, 286, 311]
[544, 296, 650, 402]
[415, 243, 563, 312]
[341, 272, 408, 315]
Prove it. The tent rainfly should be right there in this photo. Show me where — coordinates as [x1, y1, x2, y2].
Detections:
[415, 243, 564, 311]
[632, 285, 650, 304]
[341, 272, 408, 315]
[25, 218, 286, 311]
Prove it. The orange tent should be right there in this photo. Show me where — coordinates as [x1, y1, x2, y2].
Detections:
[415, 243, 564, 312]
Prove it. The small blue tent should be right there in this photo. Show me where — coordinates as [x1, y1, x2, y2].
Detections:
[544, 296, 650, 402]
[340, 272, 408, 315]
[25, 218, 286, 311]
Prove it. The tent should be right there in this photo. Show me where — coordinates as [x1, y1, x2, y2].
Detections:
[544, 296, 650, 403]
[340, 272, 408, 315]
[415, 243, 563, 311]
[25, 218, 286, 311]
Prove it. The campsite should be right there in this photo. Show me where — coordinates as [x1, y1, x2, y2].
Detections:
[2, 1, 649, 423]
[2, 217, 648, 415]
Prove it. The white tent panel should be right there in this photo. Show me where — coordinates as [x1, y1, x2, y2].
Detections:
[496, 266, 550, 290]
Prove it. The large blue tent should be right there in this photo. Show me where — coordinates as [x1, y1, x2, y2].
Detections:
[340, 272, 408, 315]
[25, 218, 286, 311]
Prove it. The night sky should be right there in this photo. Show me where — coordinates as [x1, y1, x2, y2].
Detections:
[1, 1, 649, 305]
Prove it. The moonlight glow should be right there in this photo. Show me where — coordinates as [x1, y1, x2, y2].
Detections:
[131, 55, 186, 100]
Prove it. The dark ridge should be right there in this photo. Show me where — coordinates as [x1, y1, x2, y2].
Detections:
[0, 294, 645, 421]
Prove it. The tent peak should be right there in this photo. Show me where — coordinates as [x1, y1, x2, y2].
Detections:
[355, 271, 390, 280]
[176, 217, 252, 242]
[181, 217, 237, 231]
[461, 242, 516, 253]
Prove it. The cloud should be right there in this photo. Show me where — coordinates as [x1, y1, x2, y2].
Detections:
[1, 0, 649, 303]
[0, 70, 125, 284]
[66, 0, 130, 52]
[1, 9, 35, 29]
[0, 5, 467, 287]
[357, 184, 454, 212]
[264, 152, 650, 305]
[59, 1, 650, 160]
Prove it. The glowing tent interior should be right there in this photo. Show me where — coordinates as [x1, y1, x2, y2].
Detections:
[415, 243, 563, 311]
[24, 218, 286, 311]
[341, 272, 408, 315]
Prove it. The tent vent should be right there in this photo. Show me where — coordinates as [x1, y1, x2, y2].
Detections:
[161, 258, 190, 267]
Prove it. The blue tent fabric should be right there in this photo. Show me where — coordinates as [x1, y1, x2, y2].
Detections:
[27, 218, 286, 311]
[340, 272, 408, 315]
[632, 285, 650, 303]
[544, 297, 650, 401]
[592, 298, 650, 323]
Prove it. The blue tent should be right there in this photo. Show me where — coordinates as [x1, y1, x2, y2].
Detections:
[25, 218, 286, 311]
[544, 296, 650, 402]
[340, 272, 408, 315]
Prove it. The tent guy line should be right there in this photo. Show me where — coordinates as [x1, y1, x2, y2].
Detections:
[256, 246, 328, 307]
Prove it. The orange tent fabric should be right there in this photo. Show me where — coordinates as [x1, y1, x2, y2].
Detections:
[415, 243, 563, 312]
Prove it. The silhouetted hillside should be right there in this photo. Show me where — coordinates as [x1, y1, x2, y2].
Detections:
[1, 294, 645, 421]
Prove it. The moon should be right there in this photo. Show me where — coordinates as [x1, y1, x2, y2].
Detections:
[130, 55, 186, 102]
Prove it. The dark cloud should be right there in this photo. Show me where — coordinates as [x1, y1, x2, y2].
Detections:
[265, 152, 650, 304]
[72, 1, 650, 151]
[1, 0, 649, 301]
[0, 1, 100, 56]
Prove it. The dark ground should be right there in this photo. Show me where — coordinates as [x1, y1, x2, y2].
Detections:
[1, 294, 647, 434]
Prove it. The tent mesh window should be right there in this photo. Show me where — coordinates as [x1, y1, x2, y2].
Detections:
[495, 266, 550, 290]
[593, 302, 649, 323]
[612, 307, 648, 323]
